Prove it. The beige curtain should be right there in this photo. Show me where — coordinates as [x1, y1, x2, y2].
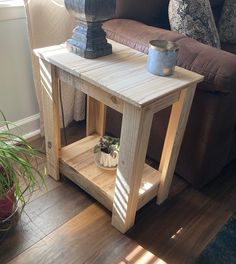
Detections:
[24, 0, 86, 135]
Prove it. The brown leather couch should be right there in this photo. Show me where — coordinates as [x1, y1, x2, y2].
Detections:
[103, 0, 236, 187]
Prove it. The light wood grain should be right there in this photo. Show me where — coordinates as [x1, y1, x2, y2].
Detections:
[80, 78, 124, 113]
[147, 90, 180, 114]
[8, 202, 163, 264]
[40, 59, 61, 180]
[58, 68, 178, 115]
[112, 104, 154, 233]
[86, 96, 106, 136]
[35, 41, 203, 108]
[60, 134, 160, 212]
[157, 86, 197, 204]
[58, 70, 124, 113]
[36, 40, 203, 234]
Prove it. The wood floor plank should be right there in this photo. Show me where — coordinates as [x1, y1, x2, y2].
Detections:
[2, 122, 236, 264]
[0, 181, 94, 264]
[127, 161, 236, 264]
[8, 203, 164, 264]
[6, 163, 236, 264]
[21, 172, 62, 204]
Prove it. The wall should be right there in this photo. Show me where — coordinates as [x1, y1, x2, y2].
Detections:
[0, 0, 40, 139]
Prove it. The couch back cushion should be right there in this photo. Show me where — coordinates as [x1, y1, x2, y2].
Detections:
[169, 0, 221, 48]
[115, 0, 225, 28]
[210, 0, 225, 26]
[209, 0, 225, 7]
[115, 0, 170, 28]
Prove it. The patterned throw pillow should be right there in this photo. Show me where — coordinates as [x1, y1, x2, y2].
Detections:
[168, 0, 221, 48]
[219, 0, 236, 44]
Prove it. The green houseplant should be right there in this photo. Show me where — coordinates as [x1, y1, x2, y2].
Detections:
[0, 111, 45, 232]
[94, 136, 120, 169]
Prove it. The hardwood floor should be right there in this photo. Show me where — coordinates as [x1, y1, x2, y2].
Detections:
[1, 121, 236, 264]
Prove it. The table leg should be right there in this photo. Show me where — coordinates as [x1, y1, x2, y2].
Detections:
[39, 59, 61, 180]
[86, 96, 106, 137]
[112, 103, 153, 233]
[157, 85, 196, 204]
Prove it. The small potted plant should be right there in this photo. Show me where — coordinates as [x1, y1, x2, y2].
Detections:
[94, 136, 120, 169]
[0, 111, 45, 234]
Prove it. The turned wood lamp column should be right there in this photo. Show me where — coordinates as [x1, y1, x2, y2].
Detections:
[64, 0, 116, 59]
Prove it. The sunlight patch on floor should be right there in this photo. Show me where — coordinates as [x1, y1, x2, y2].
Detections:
[171, 227, 184, 239]
[122, 245, 167, 264]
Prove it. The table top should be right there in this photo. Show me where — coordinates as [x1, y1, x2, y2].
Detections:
[35, 40, 203, 108]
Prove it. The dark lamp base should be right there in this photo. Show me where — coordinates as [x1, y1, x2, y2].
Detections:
[66, 39, 112, 59]
[66, 21, 112, 59]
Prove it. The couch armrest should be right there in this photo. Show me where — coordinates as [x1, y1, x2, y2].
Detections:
[103, 19, 236, 94]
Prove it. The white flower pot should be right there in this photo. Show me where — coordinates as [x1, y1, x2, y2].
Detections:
[97, 151, 119, 169]
[99, 152, 119, 168]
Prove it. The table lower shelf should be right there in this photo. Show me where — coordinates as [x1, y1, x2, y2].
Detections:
[60, 134, 160, 211]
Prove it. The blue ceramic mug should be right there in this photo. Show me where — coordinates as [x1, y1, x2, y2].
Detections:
[147, 40, 179, 76]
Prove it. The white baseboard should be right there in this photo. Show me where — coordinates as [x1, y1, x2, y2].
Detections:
[23, 129, 41, 141]
[10, 113, 41, 140]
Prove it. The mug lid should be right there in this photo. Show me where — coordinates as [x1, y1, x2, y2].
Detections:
[149, 40, 179, 52]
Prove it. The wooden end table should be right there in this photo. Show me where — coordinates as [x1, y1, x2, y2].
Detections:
[35, 41, 203, 233]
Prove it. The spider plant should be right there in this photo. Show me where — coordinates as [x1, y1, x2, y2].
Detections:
[0, 110, 46, 227]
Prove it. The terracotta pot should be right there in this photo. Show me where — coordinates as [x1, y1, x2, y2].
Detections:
[0, 187, 15, 220]
[64, 0, 116, 58]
